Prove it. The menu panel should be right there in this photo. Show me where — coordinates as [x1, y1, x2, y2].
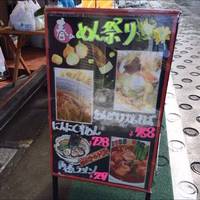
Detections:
[46, 8, 180, 192]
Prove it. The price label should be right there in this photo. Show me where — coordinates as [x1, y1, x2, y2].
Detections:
[129, 127, 156, 139]
[90, 137, 110, 148]
[90, 172, 108, 181]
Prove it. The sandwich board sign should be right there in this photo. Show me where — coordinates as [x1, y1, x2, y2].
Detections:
[45, 7, 180, 193]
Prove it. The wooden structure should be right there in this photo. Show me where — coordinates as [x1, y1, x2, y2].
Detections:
[0, 26, 45, 85]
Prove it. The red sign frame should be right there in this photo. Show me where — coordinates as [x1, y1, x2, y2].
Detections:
[45, 7, 180, 193]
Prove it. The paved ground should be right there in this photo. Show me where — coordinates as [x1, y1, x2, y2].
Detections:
[0, 86, 173, 200]
[157, 0, 200, 199]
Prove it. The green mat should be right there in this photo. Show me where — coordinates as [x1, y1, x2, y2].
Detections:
[68, 119, 174, 200]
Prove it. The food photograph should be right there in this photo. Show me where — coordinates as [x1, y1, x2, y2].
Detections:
[109, 137, 150, 187]
[92, 44, 117, 109]
[54, 68, 93, 123]
[54, 134, 90, 165]
[114, 50, 163, 114]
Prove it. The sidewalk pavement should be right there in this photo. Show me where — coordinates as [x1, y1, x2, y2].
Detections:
[159, 0, 200, 199]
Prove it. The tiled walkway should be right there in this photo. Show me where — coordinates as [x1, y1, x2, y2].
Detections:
[160, 0, 200, 199]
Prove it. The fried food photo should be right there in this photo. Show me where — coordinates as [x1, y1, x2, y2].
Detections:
[110, 141, 149, 183]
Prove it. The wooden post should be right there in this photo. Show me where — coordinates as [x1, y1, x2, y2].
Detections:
[12, 35, 23, 85]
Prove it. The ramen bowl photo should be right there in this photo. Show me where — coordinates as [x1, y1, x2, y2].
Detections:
[54, 135, 90, 165]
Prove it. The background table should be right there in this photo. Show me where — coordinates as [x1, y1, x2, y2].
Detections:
[0, 26, 45, 85]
